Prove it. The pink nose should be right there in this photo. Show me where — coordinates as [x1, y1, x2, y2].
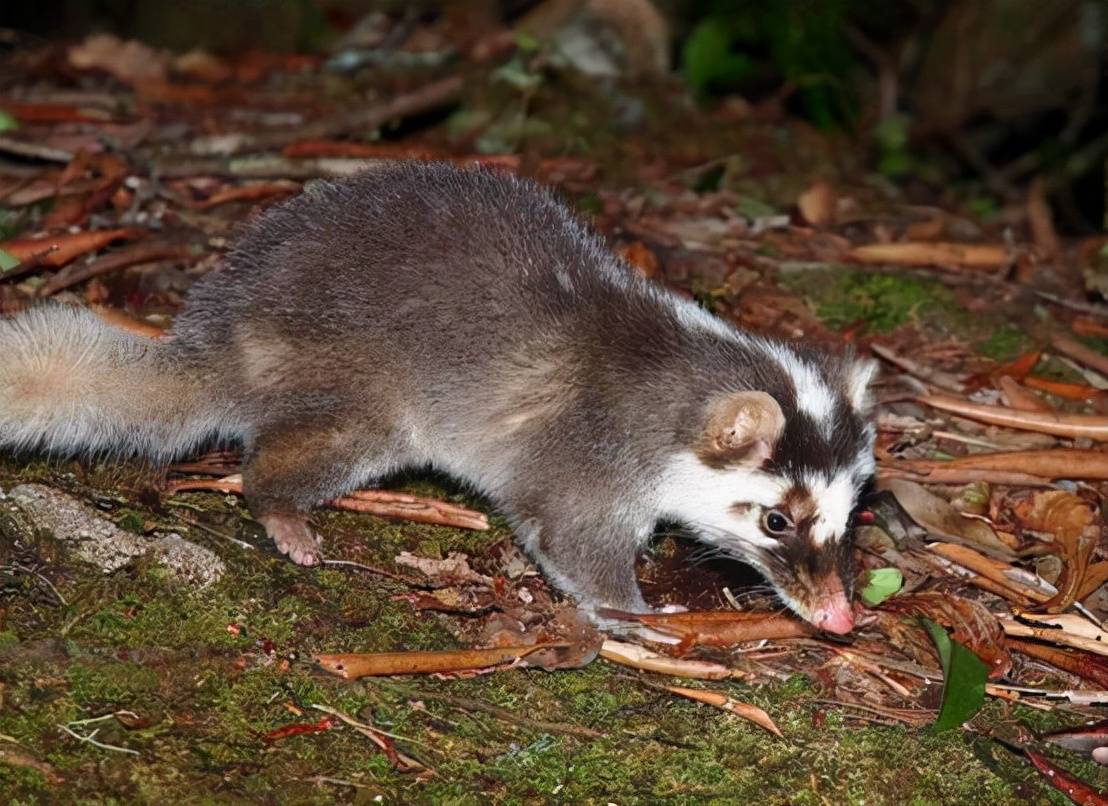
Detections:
[812, 597, 855, 635]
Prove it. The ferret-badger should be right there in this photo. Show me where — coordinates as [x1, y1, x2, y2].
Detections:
[0, 162, 876, 633]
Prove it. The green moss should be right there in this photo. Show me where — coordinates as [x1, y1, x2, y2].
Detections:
[978, 324, 1032, 361]
[790, 271, 953, 333]
[113, 509, 147, 533]
[67, 662, 160, 706]
[3, 456, 1106, 803]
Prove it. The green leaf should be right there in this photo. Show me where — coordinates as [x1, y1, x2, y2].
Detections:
[859, 568, 903, 606]
[682, 19, 753, 94]
[922, 618, 987, 732]
[0, 249, 20, 272]
[0, 110, 18, 134]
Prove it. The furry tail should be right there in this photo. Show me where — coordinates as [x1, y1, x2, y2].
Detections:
[0, 305, 234, 460]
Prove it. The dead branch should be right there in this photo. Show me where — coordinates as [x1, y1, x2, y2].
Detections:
[37, 241, 195, 297]
[1050, 333, 1108, 380]
[598, 640, 732, 680]
[916, 394, 1108, 441]
[881, 448, 1108, 481]
[848, 242, 1011, 270]
[871, 344, 965, 392]
[164, 474, 489, 531]
[183, 76, 464, 158]
[315, 643, 561, 678]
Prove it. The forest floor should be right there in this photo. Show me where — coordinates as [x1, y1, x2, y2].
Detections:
[2, 28, 1108, 805]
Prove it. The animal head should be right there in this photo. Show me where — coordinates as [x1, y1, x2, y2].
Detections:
[661, 353, 877, 634]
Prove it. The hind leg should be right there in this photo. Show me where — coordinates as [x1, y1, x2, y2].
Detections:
[243, 420, 399, 565]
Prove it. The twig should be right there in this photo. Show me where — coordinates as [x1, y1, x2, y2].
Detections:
[9, 563, 67, 605]
[37, 242, 195, 297]
[309, 703, 432, 774]
[916, 394, 1108, 441]
[808, 699, 933, 726]
[1033, 290, 1108, 319]
[0, 135, 73, 162]
[56, 723, 139, 755]
[1050, 333, 1108, 381]
[412, 692, 605, 739]
[877, 466, 1055, 488]
[169, 510, 256, 551]
[880, 448, 1108, 481]
[179, 75, 464, 158]
[320, 558, 422, 584]
[165, 474, 489, 531]
[871, 344, 965, 392]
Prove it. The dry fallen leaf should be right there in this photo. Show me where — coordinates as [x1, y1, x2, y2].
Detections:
[1015, 491, 1100, 611]
[394, 551, 493, 585]
[882, 478, 1015, 558]
[0, 228, 145, 269]
[68, 34, 169, 86]
[666, 686, 783, 737]
[797, 180, 836, 227]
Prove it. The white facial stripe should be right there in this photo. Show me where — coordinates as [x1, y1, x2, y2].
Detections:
[670, 295, 743, 342]
[804, 471, 858, 545]
[658, 451, 787, 550]
[664, 294, 838, 435]
[767, 344, 835, 428]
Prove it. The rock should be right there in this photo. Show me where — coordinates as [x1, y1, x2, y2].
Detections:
[8, 484, 224, 588]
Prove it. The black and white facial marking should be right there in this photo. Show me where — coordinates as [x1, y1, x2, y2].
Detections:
[658, 340, 877, 631]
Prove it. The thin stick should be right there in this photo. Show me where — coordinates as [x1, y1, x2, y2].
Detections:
[877, 466, 1054, 487]
[916, 393, 1108, 441]
[37, 242, 194, 297]
[8, 563, 67, 605]
[320, 558, 422, 584]
[1050, 333, 1108, 380]
[880, 448, 1108, 481]
[164, 474, 489, 531]
[183, 76, 464, 157]
[56, 724, 138, 755]
[871, 344, 965, 392]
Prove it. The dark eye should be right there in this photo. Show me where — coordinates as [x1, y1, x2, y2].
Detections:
[763, 510, 792, 535]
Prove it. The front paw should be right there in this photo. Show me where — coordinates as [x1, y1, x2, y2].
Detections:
[261, 514, 324, 566]
[582, 603, 682, 645]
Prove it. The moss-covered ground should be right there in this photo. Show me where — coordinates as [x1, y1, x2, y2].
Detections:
[1, 442, 1104, 804]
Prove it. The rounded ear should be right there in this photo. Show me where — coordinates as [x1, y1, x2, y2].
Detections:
[844, 357, 879, 415]
[697, 391, 785, 468]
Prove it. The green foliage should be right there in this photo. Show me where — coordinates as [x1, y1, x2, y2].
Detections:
[875, 113, 915, 177]
[0, 249, 19, 272]
[683, 18, 754, 94]
[680, 0, 860, 128]
[0, 109, 18, 133]
[923, 619, 987, 732]
[804, 272, 952, 333]
[978, 324, 1031, 362]
[860, 568, 903, 606]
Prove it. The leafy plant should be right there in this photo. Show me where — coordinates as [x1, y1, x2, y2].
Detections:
[680, 0, 860, 128]
[860, 567, 903, 606]
[922, 618, 987, 732]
